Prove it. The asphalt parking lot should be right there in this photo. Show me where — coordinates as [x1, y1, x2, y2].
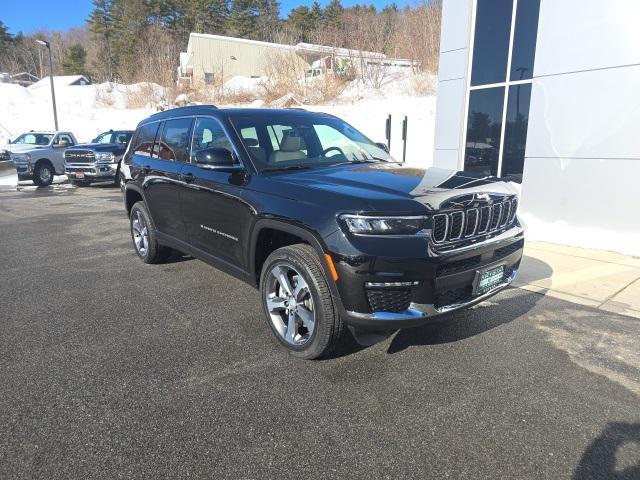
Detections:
[1, 181, 639, 479]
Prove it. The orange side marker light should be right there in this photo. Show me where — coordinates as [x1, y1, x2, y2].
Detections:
[324, 253, 339, 282]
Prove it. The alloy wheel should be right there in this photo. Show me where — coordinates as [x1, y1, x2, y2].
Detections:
[265, 263, 316, 346]
[132, 210, 149, 256]
[39, 167, 52, 183]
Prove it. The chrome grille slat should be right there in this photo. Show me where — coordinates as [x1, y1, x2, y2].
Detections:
[431, 197, 519, 244]
[449, 211, 464, 240]
[464, 208, 479, 237]
[478, 206, 491, 233]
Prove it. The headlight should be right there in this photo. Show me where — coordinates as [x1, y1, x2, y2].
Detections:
[95, 152, 115, 162]
[339, 214, 428, 235]
[12, 153, 31, 162]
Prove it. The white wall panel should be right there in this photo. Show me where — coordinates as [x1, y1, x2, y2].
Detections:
[535, 0, 640, 77]
[438, 48, 468, 82]
[526, 65, 640, 160]
[520, 156, 640, 255]
[433, 79, 467, 151]
[440, 0, 473, 52]
[433, 149, 461, 170]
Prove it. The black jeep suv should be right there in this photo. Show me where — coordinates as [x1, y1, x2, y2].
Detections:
[123, 106, 524, 359]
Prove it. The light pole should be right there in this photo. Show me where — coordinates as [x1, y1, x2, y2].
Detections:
[35, 39, 58, 130]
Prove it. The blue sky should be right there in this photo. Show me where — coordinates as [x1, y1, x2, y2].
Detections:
[2, 0, 413, 35]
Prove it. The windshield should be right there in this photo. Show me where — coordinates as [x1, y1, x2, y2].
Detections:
[93, 131, 133, 144]
[230, 115, 394, 170]
[13, 133, 53, 145]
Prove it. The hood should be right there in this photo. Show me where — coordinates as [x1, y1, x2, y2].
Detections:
[68, 142, 128, 152]
[265, 163, 518, 212]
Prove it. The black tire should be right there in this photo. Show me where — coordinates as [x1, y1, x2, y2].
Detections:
[260, 244, 344, 360]
[70, 180, 90, 187]
[129, 201, 171, 264]
[116, 170, 125, 191]
[33, 162, 54, 187]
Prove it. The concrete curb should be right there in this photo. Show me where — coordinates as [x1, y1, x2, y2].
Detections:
[0, 160, 14, 175]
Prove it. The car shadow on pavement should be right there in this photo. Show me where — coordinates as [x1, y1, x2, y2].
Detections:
[516, 254, 555, 285]
[326, 288, 545, 359]
[386, 288, 543, 354]
[573, 422, 640, 480]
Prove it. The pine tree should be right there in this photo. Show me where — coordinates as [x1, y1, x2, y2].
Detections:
[323, 0, 344, 29]
[88, 0, 117, 81]
[62, 44, 87, 75]
[229, 0, 258, 39]
[255, 0, 280, 42]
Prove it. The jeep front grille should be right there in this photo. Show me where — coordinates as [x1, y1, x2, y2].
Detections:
[431, 197, 518, 244]
[64, 150, 96, 163]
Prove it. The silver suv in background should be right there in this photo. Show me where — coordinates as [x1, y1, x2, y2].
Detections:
[64, 130, 133, 188]
[9, 131, 78, 186]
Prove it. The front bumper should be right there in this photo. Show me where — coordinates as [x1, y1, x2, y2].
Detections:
[332, 226, 525, 330]
[14, 162, 33, 178]
[65, 162, 117, 181]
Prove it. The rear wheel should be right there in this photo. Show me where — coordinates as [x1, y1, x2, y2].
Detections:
[260, 244, 344, 359]
[33, 163, 54, 187]
[129, 201, 171, 264]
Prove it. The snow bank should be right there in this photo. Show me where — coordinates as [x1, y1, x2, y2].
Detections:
[1, 73, 437, 166]
[0, 82, 161, 143]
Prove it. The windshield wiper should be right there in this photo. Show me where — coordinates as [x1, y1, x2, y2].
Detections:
[262, 165, 313, 173]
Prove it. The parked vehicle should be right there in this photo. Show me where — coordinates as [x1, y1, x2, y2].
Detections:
[64, 130, 134, 188]
[9, 131, 78, 186]
[123, 106, 524, 359]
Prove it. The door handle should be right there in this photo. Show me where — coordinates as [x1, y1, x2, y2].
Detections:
[181, 172, 195, 183]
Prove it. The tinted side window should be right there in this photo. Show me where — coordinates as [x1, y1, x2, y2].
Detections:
[133, 123, 160, 157]
[158, 118, 193, 162]
[191, 117, 234, 162]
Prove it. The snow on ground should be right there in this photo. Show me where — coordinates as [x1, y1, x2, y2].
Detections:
[0, 172, 17, 186]
[0, 82, 162, 144]
[0, 73, 436, 165]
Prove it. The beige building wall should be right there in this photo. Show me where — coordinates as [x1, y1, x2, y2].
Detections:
[186, 33, 310, 83]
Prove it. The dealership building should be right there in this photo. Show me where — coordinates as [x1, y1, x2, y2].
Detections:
[432, 0, 640, 255]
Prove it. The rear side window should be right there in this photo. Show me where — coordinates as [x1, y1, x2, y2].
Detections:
[158, 118, 193, 162]
[56, 134, 75, 145]
[133, 123, 160, 157]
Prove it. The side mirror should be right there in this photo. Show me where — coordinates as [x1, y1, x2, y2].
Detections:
[55, 140, 69, 148]
[375, 142, 390, 154]
[195, 147, 240, 170]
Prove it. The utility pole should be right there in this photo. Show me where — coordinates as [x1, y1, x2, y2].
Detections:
[36, 39, 59, 130]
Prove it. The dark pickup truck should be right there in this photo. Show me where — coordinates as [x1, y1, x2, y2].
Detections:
[64, 130, 133, 187]
[122, 106, 524, 359]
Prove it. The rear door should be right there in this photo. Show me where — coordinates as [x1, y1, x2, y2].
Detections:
[132, 118, 193, 241]
[179, 116, 252, 268]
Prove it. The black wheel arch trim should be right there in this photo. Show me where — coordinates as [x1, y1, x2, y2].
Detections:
[248, 218, 344, 308]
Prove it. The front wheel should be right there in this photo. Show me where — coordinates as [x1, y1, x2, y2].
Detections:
[33, 163, 54, 187]
[260, 244, 344, 360]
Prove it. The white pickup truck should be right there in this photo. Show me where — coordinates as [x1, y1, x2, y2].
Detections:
[6, 131, 78, 186]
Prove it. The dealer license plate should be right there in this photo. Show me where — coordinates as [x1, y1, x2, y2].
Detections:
[475, 265, 505, 296]
[76, 171, 85, 179]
